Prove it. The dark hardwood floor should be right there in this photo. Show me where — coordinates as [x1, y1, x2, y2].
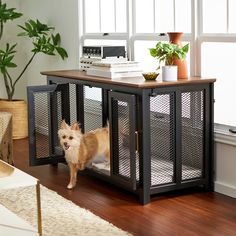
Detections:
[13, 138, 236, 236]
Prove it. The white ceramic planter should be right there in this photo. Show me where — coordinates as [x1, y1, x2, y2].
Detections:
[162, 65, 178, 82]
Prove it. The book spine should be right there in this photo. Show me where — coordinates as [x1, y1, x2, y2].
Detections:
[87, 69, 142, 78]
[89, 66, 142, 72]
[92, 62, 139, 68]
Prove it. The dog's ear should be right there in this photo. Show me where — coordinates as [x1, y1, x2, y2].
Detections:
[71, 122, 80, 131]
[61, 120, 70, 129]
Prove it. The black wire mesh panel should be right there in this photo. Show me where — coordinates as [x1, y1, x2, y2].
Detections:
[109, 91, 138, 189]
[181, 91, 204, 180]
[68, 84, 77, 125]
[34, 90, 63, 158]
[150, 94, 175, 186]
[115, 101, 139, 181]
[34, 92, 50, 158]
[118, 101, 138, 179]
[84, 86, 103, 133]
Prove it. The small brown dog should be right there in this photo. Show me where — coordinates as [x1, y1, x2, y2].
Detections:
[58, 120, 110, 189]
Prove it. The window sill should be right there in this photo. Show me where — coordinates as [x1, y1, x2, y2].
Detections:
[214, 123, 236, 146]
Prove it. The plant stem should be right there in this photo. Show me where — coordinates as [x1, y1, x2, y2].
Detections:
[6, 70, 13, 89]
[12, 51, 37, 89]
[3, 73, 12, 100]
[3, 52, 37, 100]
[0, 21, 3, 40]
[0, 0, 2, 40]
[6, 71, 14, 100]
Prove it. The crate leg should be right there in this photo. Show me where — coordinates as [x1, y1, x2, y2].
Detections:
[139, 190, 150, 205]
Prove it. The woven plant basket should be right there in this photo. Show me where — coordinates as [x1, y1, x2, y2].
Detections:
[0, 99, 28, 139]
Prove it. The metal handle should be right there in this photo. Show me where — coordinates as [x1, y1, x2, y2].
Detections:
[135, 131, 139, 153]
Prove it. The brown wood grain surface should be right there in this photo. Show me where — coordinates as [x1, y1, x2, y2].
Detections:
[41, 70, 216, 89]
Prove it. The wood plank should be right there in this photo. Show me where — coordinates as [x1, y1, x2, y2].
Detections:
[41, 70, 216, 88]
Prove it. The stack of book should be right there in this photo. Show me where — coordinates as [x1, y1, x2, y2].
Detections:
[86, 60, 143, 78]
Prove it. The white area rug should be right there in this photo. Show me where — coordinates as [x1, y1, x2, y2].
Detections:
[0, 185, 131, 236]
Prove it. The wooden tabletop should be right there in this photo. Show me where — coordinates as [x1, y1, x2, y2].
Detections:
[41, 70, 216, 89]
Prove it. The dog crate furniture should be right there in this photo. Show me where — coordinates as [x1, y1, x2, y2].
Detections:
[27, 70, 215, 205]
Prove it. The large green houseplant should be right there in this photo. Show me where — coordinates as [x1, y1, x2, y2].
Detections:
[149, 41, 189, 81]
[0, 0, 68, 138]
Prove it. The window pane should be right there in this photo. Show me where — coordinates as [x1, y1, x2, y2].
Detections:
[101, 0, 115, 32]
[229, 0, 236, 33]
[134, 41, 160, 72]
[175, 0, 191, 33]
[201, 42, 236, 126]
[85, 87, 102, 101]
[155, 0, 174, 33]
[84, 0, 100, 33]
[135, 0, 154, 33]
[202, 0, 227, 33]
[115, 0, 127, 32]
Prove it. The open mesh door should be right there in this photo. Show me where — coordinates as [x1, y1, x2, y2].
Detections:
[27, 84, 69, 166]
[109, 91, 138, 190]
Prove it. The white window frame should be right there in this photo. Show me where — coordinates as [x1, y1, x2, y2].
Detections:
[80, 0, 131, 58]
[78, 0, 236, 131]
[197, 0, 236, 131]
[196, 0, 236, 75]
[80, 0, 196, 73]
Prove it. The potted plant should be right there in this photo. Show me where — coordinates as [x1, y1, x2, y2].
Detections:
[0, 0, 68, 139]
[149, 41, 189, 82]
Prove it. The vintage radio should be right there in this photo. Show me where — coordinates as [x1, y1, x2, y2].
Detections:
[80, 46, 126, 71]
[82, 46, 125, 58]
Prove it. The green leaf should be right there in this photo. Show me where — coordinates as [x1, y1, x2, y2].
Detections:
[55, 47, 68, 60]
[5, 55, 14, 63]
[29, 19, 37, 29]
[8, 43, 17, 53]
[149, 48, 157, 57]
[52, 33, 61, 45]
[182, 44, 189, 53]
[0, 3, 22, 23]
[6, 62, 17, 68]
[0, 67, 6, 74]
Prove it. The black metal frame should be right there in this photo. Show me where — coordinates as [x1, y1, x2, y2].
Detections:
[27, 75, 215, 205]
[146, 85, 212, 196]
[109, 91, 137, 190]
[27, 84, 67, 165]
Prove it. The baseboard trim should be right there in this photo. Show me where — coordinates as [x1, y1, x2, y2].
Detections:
[214, 181, 236, 198]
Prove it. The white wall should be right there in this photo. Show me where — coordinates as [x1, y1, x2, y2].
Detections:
[215, 141, 236, 198]
[21, 0, 79, 90]
[1, 0, 79, 100]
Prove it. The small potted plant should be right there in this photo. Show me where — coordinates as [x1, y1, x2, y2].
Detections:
[149, 41, 189, 81]
[0, 0, 68, 138]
